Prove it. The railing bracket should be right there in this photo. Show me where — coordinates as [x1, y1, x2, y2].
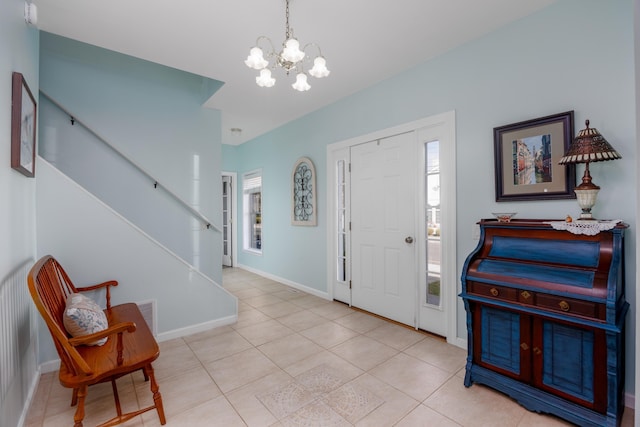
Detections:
[70, 116, 75, 125]
[154, 181, 158, 189]
[206, 224, 211, 229]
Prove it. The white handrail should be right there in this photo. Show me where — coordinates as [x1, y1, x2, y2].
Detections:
[40, 91, 221, 233]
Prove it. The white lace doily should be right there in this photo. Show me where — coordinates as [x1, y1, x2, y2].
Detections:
[544, 220, 622, 236]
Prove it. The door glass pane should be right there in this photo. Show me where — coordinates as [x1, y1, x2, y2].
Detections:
[336, 160, 347, 282]
[425, 141, 441, 306]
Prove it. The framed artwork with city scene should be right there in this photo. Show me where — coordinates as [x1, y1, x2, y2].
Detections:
[11, 72, 37, 177]
[494, 111, 576, 202]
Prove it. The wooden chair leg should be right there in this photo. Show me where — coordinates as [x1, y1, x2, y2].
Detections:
[71, 388, 79, 406]
[111, 379, 123, 417]
[73, 385, 87, 427]
[145, 364, 166, 425]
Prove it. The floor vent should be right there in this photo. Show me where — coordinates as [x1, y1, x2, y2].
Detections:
[137, 300, 157, 337]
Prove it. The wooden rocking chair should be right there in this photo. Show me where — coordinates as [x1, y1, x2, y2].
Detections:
[27, 255, 166, 427]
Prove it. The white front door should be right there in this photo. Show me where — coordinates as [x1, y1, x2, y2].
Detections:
[350, 132, 417, 327]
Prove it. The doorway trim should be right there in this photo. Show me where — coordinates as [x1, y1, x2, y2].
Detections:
[326, 111, 458, 345]
[222, 171, 238, 267]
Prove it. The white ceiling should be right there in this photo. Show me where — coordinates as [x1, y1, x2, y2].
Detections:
[34, 0, 557, 145]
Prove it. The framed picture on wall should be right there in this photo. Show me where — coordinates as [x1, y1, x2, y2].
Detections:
[11, 72, 37, 177]
[494, 111, 576, 202]
[292, 157, 317, 226]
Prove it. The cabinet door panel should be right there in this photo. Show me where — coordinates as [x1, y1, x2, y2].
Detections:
[474, 305, 531, 381]
[533, 319, 605, 411]
[542, 321, 594, 401]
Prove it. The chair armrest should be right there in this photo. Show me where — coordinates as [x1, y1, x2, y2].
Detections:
[77, 280, 118, 309]
[68, 321, 136, 347]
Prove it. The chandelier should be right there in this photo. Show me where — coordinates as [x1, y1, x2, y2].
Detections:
[244, 0, 330, 92]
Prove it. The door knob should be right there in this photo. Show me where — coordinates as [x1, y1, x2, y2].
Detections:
[405, 236, 414, 244]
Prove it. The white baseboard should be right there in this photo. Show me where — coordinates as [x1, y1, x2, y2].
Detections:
[157, 314, 238, 342]
[624, 392, 635, 409]
[235, 264, 331, 300]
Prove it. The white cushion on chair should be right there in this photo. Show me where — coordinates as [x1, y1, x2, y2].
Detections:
[63, 293, 108, 346]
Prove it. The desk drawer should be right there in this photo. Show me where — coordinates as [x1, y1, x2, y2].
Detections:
[535, 294, 604, 320]
[468, 282, 517, 302]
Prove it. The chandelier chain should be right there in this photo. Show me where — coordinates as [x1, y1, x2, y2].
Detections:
[285, 0, 291, 40]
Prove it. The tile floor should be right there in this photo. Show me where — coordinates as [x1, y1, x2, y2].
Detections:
[25, 268, 634, 426]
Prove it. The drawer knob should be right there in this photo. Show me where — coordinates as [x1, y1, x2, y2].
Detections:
[490, 288, 499, 297]
[521, 290, 531, 300]
[558, 300, 570, 312]
[533, 347, 542, 356]
[520, 342, 529, 351]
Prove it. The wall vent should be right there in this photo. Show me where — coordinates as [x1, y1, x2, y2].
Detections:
[136, 299, 157, 337]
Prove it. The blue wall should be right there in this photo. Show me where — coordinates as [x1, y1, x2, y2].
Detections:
[223, 0, 636, 393]
[0, 1, 40, 426]
[39, 33, 226, 283]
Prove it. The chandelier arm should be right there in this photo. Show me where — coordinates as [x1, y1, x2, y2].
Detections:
[301, 42, 324, 57]
[255, 36, 277, 55]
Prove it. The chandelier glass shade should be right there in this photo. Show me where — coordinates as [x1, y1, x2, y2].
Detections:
[245, 0, 330, 92]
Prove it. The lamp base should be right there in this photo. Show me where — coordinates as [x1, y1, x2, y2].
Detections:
[574, 187, 599, 221]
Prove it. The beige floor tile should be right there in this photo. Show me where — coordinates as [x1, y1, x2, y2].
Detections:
[187, 330, 253, 363]
[309, 301, 355, 320]
[257, 381, 317, 419]
[323, 381, 385, 423]
[226, 371, 294, 427]
[257, 300, 305, 318]
[621, 408, 635, 427]
[331, 335, 399, 371]
[290, 294, 331, 309]
[283, 350, 363, 381]
[137, 365, 221, 421]
[234, 287, 268, 300]
[243, 293, 285, 308]
[204, 348, 280, 393]
[45, 388, 142, 427]
[404, 336, 467, 373]
[350, 373, 420, 427]
[517, 410, 575, 426]
[182, 325, 236, 343]
[334, 311, 387, 334]
[365, 322, 425, 350]
[231, 307, 272, 329]
[223, 281, 255, 292]
[25, 372, 54, 425]
[235, 319, 295, 346]
[395, 404, 462, 426]
[257, 333, 324, 368]
[35, 268, 635, 427]
[276, 310, 328, 332]
[424, 378, 526, 427]
[280, 400, 351, 427]
[252, 281, 291, 293]
[151, 338, 203, 382]
[369, 353, 452, 401]
[271, 288, 308, 301]
[300, 321, 360, 348]
[144, 395, 246, 427]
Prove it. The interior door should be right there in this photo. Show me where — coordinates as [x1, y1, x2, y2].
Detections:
[222, 175, 232, 266]
[350, 132, 417, 327]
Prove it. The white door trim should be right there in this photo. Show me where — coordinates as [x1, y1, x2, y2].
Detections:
[326, 111, 457, 344]
[222, 171, 237, 267]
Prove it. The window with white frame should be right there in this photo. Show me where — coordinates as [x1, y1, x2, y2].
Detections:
[243, 170, 262, 253]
